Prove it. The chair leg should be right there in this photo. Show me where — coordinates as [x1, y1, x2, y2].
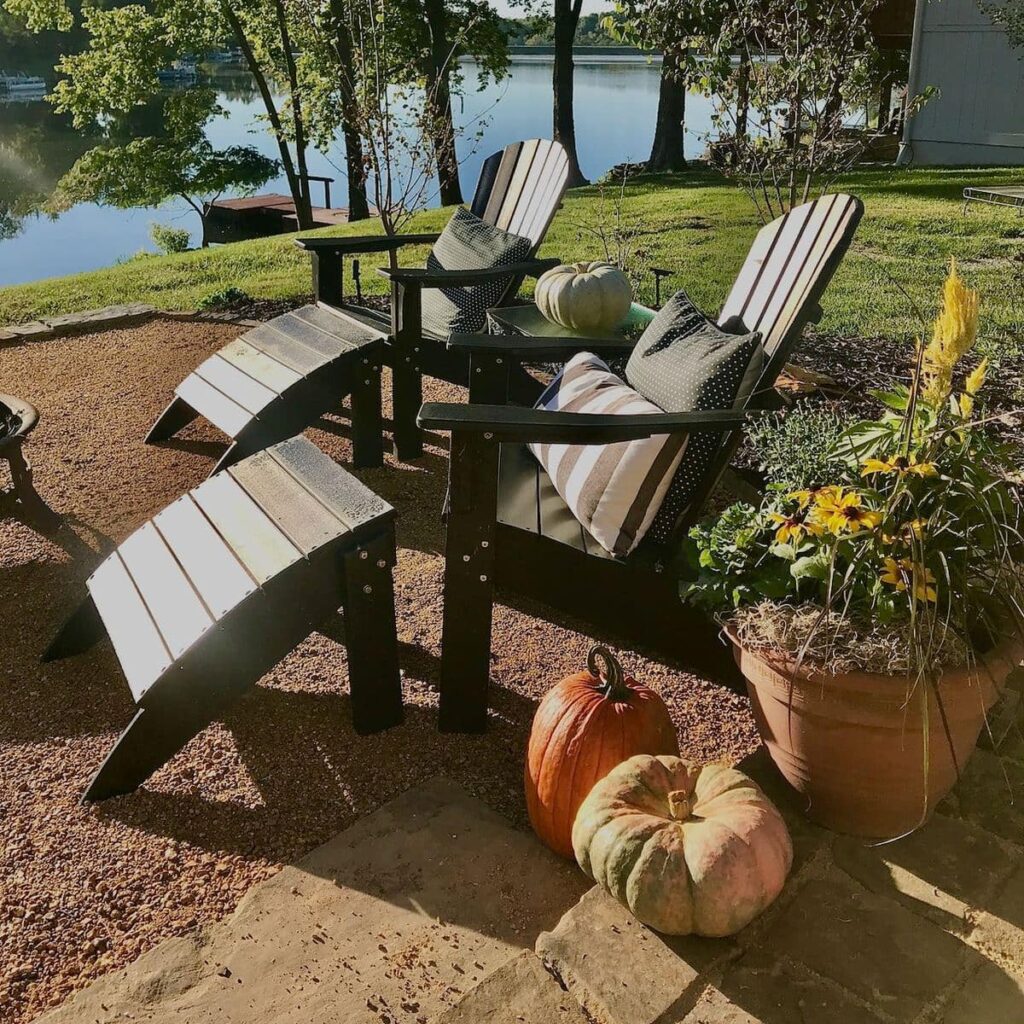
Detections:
[42, 595, 105, 662]
[350, 358, 384, 469]
[342, 530, 403, 734]
[210, 440, 247, 477]
[391, 363, 423, 462]
[145, 396, 198, 444]
[438, 432, 499, 733]
[83, 690, 230, 802]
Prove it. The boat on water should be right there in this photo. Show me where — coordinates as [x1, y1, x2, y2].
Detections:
[0, 70, 47, 95]
[157, 60, 198, 84]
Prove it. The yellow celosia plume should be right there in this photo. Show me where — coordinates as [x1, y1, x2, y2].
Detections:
[921, 259, 980, 407]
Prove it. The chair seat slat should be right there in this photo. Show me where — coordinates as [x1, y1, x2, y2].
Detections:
[228, 450, 347, 556]
[118, 521, 215, 660]
[194, 354, 279, 416]
[191, 472, 303, 584]
[218, 339, 302, 395]
[87, 553, 172, 699]
[270, 313, 356, 360]
[175, 374, 251, 438]
[240, 325, 328, 375]
[153, 495, 257, 619]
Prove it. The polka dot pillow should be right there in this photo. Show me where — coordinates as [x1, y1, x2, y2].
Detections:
[420, 207, 533, 339]
[625, 290, 764, 544]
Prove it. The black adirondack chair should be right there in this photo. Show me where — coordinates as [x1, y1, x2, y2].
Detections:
[296, 138, 571, 460]
[146, 140, 569, 469]
[418, 193, 864, 732]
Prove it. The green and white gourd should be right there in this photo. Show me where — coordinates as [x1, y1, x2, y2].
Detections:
[572, 754, 793, 937]
[535, 261, 633, 332]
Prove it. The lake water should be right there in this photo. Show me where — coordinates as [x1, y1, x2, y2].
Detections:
[0, 57, 715, 288]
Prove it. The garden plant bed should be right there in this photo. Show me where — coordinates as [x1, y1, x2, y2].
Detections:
[0, 316, 758, 1024]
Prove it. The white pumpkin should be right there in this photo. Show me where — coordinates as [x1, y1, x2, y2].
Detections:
[572, 754, 793, 937]
[535, 261, 633, 332]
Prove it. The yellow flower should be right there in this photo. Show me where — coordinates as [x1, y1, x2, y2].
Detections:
[882, 519, 928, 546]
[812, 487, 882, 534]
[959, 392, 974, 418]
[860, 454, 937, 478]
[880, 557, 938, 602]
[769, 510, 822, 545]
[920, 259, 980, 407]
[965, 356, 988, 396]
[788, 485, 839, 510]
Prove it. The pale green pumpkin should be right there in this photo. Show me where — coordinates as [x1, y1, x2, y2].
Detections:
[572, 754, 792, 937]
[534, 261, 633, 332]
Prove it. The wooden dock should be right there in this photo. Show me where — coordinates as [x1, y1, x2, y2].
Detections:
[204, 192, 351, 243]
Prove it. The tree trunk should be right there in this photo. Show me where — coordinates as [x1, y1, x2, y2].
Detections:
[877, 74, 894, 131]
[273, 0, 314, 229]
[221, 4, 308, 223]
[735, 51, 750, 139]
[327, 0, 371, 221]
[423, 0, 464, 206]
[553, 0, 588, 188]
[343, 123, 371, 220]
[647, 49, 687, 172]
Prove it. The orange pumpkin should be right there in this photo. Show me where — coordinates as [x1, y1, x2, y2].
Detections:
[525, 646, 680, 858]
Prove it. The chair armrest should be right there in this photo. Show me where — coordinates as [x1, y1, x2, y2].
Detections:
[418, 403, 762, 444]
[376, 257, 560, 289]
[294, 233, 440, 255]
[447, 333, 635, 360]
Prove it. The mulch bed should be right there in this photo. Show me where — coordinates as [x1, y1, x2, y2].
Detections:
[0, 316, 757, 1023]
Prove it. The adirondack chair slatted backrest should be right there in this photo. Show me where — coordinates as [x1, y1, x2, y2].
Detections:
[471, 139, 570, 252]
[718, 193, 863, 389]
[660, 193, 863, 547]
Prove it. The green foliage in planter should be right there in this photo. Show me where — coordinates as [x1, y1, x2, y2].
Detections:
[746, 400, 855, 489]
[685, 261, 1024, 677]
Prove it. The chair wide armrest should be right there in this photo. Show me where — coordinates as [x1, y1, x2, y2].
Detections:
[376, 257, 560, 289]
[295, 233, 440, 255]
[448, 333, 635, 360]
[418, 403, 762, 444]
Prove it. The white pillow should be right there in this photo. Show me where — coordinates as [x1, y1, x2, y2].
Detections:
[529, 352, 688, 556]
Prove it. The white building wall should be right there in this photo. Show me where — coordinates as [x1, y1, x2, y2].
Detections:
[902, 0, 1024, 165]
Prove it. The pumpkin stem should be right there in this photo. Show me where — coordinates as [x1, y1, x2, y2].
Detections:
[587, 645, 632, 702]
[667, 790, 693, 821]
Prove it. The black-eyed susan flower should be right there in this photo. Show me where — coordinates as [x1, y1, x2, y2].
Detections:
[861, 454, 937, 478]
[882, 518, 928, 546]
[788, 485, 839, 510]
[812, 487, 882, 534]
[769, 509, 822, 545]
[880, 557, 938, 602]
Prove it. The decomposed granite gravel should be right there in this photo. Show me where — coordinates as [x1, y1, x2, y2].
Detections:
[0, 316, 758, 1023]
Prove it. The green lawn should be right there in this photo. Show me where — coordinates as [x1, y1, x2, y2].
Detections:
[2, 167, 1022, 357]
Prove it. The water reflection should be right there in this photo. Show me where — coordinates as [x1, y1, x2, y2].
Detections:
[0, 59, 711, 287]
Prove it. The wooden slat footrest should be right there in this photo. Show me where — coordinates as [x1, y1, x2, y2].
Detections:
[48, 436, 403, 801]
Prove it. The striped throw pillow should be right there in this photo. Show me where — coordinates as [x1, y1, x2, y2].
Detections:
[529, 352, 688, 557]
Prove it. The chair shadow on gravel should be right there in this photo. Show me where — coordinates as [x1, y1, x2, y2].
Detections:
[95, 670, 537, 859]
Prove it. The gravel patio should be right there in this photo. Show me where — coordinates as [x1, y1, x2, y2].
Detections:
[0, 315, 758, 1023]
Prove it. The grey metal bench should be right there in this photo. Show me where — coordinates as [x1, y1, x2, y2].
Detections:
[44, 436, 403, 801]
[146, 305, 386, 476]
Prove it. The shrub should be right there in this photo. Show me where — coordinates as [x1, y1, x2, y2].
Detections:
[149, 223, 192, 255]
[746, 401, 855, 490]
[197, 286, 251, 311]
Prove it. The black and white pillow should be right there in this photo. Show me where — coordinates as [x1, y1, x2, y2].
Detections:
[530, 352, 689, 557]
[420, 207, 533, 339]
[625, 290, 764, 542]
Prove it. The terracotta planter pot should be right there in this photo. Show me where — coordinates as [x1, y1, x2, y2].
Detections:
[728, 630, 1020, 838]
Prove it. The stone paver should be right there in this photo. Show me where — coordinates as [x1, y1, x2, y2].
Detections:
[3, 304, 156, 342]
[833, 811, 1017, 927]
[3, 320, 53, 340]
[710, 960, 886, 1024]
[435, 952, 591, 1023]
[536, 887, 734, 1024]
[763, 874, 983, 1021]
[940, 960, 1024, 1023]
[35, 777, 589, 1024]
[946, 748, 1024, 844]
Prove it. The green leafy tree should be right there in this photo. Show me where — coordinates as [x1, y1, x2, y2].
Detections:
[50, 91, 278, 246]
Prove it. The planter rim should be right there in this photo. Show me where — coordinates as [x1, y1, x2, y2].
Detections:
[722, 622, 1023, 690]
